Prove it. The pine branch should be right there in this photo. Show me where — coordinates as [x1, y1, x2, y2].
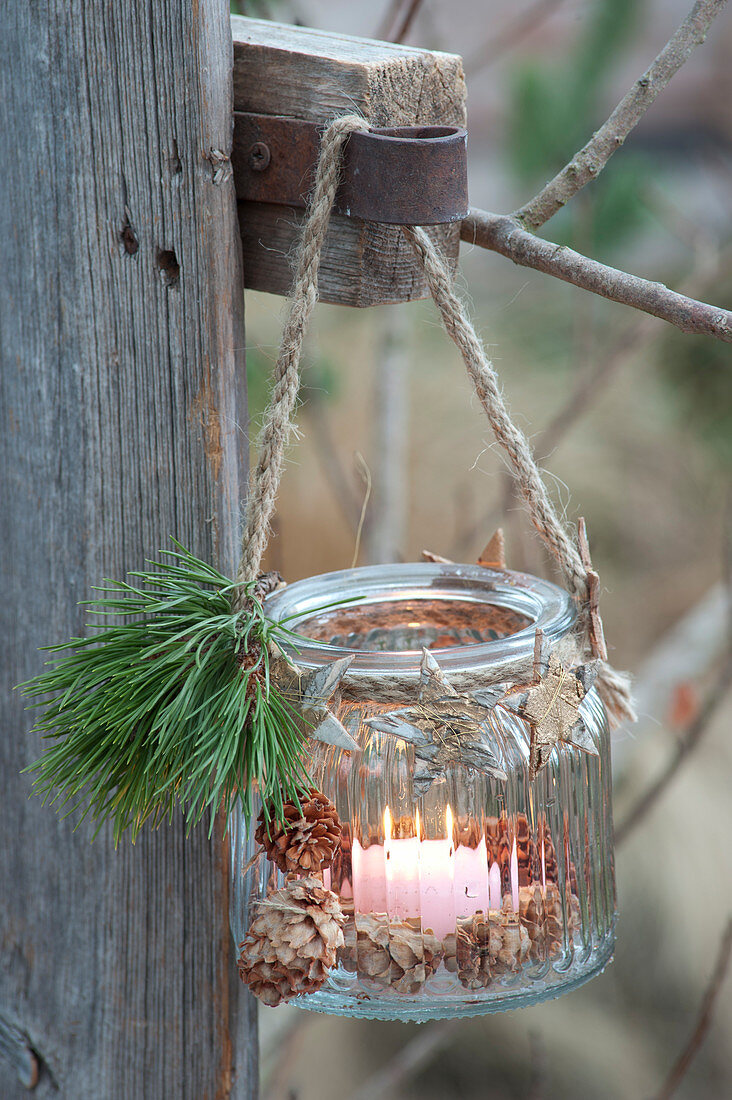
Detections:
[460, 211, 732, 342]
[21, 543, 311, 844]
[515, 0, 729, 231]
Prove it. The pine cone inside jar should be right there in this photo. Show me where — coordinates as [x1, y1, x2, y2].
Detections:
[331, 821, 353, 894]
[536, 818, 559, 883]
[519, 884, 561, 960]
[237, 877, 345, 1007]
[340, 912, 443, 994]
[454, 906, 530, 989]
[485, 813, 567, 889]
[255, 788, 341, 875]
[519, 883, 581, 959]
[486, 813, 535, 888]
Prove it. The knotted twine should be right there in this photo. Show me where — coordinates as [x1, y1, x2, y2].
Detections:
[236, 115, 635, 730]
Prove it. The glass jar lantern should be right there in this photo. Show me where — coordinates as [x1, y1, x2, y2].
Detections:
[230, 562, 616, 1021]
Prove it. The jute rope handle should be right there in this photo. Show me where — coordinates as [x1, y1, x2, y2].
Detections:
[236, 116, 371, 592]
[236, 116, 635, 728]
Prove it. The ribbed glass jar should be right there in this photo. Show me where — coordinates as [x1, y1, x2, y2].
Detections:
[230, 563, 616, 1021]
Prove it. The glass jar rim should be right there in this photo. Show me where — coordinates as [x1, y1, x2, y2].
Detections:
[264, 562, 575, 676]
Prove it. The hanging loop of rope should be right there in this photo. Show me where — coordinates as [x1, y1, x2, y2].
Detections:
[236, 114, 370, 596]
[236, 115, 635, 727]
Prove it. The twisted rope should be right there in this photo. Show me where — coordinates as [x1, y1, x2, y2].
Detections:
[402, 226, 587, 602]
[402, 225, 635, 727]
[236, 115, 369, 599]
[237, 116, 635, 726]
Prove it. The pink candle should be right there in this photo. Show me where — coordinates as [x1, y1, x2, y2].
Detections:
[453, 836, 490, 918]
[510, 837, 520, 911]
[418, 806, 456, 939]
[384, 807, 420, 920]
[488, 861, 502, 911]
[352, 836, 387, 915]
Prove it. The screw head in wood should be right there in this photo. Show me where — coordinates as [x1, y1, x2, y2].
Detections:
[249, 142, 271, 171]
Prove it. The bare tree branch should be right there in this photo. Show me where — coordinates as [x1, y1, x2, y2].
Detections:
[304, 394, 362, 533]
[515, 0, 729, 231]
[536, 317, 654, 458]
[367, 309, 409, 564]
[375, 0, 406, 41]
[616, 657, 732, 846]
[526, 1029, 548, 1100]
[389, 0, 425, 44]
[347, 1020, 460, 1100]
[460, 210, 732, 342]
[262, 1012, 313, 1100]
[654, 916, 732, 1100]
[465, 0, 565, 75]
[536, 238, 728, 456]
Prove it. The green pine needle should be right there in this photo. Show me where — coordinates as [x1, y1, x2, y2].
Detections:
[21, 542, 311, 845]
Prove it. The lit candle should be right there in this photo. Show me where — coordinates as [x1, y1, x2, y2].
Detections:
[453, 835, 490, 919]
[418, 805, 456, 939]
[488, 861, 502, 911]
[384, 807, 420, 920]
[510, 836, 519, 911]
[352, 835, 387, 915]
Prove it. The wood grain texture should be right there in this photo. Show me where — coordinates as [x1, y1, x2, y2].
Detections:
[231, 16, 467, 306]
[0, 2, 255, 1097]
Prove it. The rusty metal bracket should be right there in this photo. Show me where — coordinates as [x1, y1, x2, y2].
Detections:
[232, 112, 468, 225]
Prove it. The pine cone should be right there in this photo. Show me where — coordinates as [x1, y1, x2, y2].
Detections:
[519, 883, 581, 959]
[485, 813, 566, 889]
[255, 788, 341, 875]
[454, 906, 530, 989]
[454, 814, 482, 849]
[485, 812, 534, 888]
[237, 877, 345, 1007]
[339, 912, 443, 994]
[331, 821, 353, 895]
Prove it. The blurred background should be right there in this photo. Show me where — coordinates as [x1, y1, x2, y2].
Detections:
[234, 1, 732, 1096]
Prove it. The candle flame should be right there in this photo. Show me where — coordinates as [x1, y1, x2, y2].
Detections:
[383, 805, 392, 842]
[415, 807, 421, 841]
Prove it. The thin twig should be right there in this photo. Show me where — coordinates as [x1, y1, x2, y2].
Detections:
[616, 657, 732, 846]
[526, 1029, 548, 1100]
[351, 452, 372, 568]
[515, 0, 729, 230]
[347, 1020, 461, 1100]
[262, 1013, 313, 1100]
[465, 0, 565, 75]
[455, 236, 729, 558]
[460, 210, 732, 342]
[389, 0, 425, 43]
[654, 916, 732, 1100]
[536, 318, 654, 458]
[303, 394, 362, 533]
[367, 309, 409, 564]
[536, 235, 728, 455]
[375, 0, 406, 41]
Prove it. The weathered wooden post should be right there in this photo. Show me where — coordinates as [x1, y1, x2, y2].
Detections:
[0, 2, 252, 1096]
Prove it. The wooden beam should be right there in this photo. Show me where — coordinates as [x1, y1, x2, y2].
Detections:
[232, 17, 467, 307]
[0, 2, 255, 1097]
